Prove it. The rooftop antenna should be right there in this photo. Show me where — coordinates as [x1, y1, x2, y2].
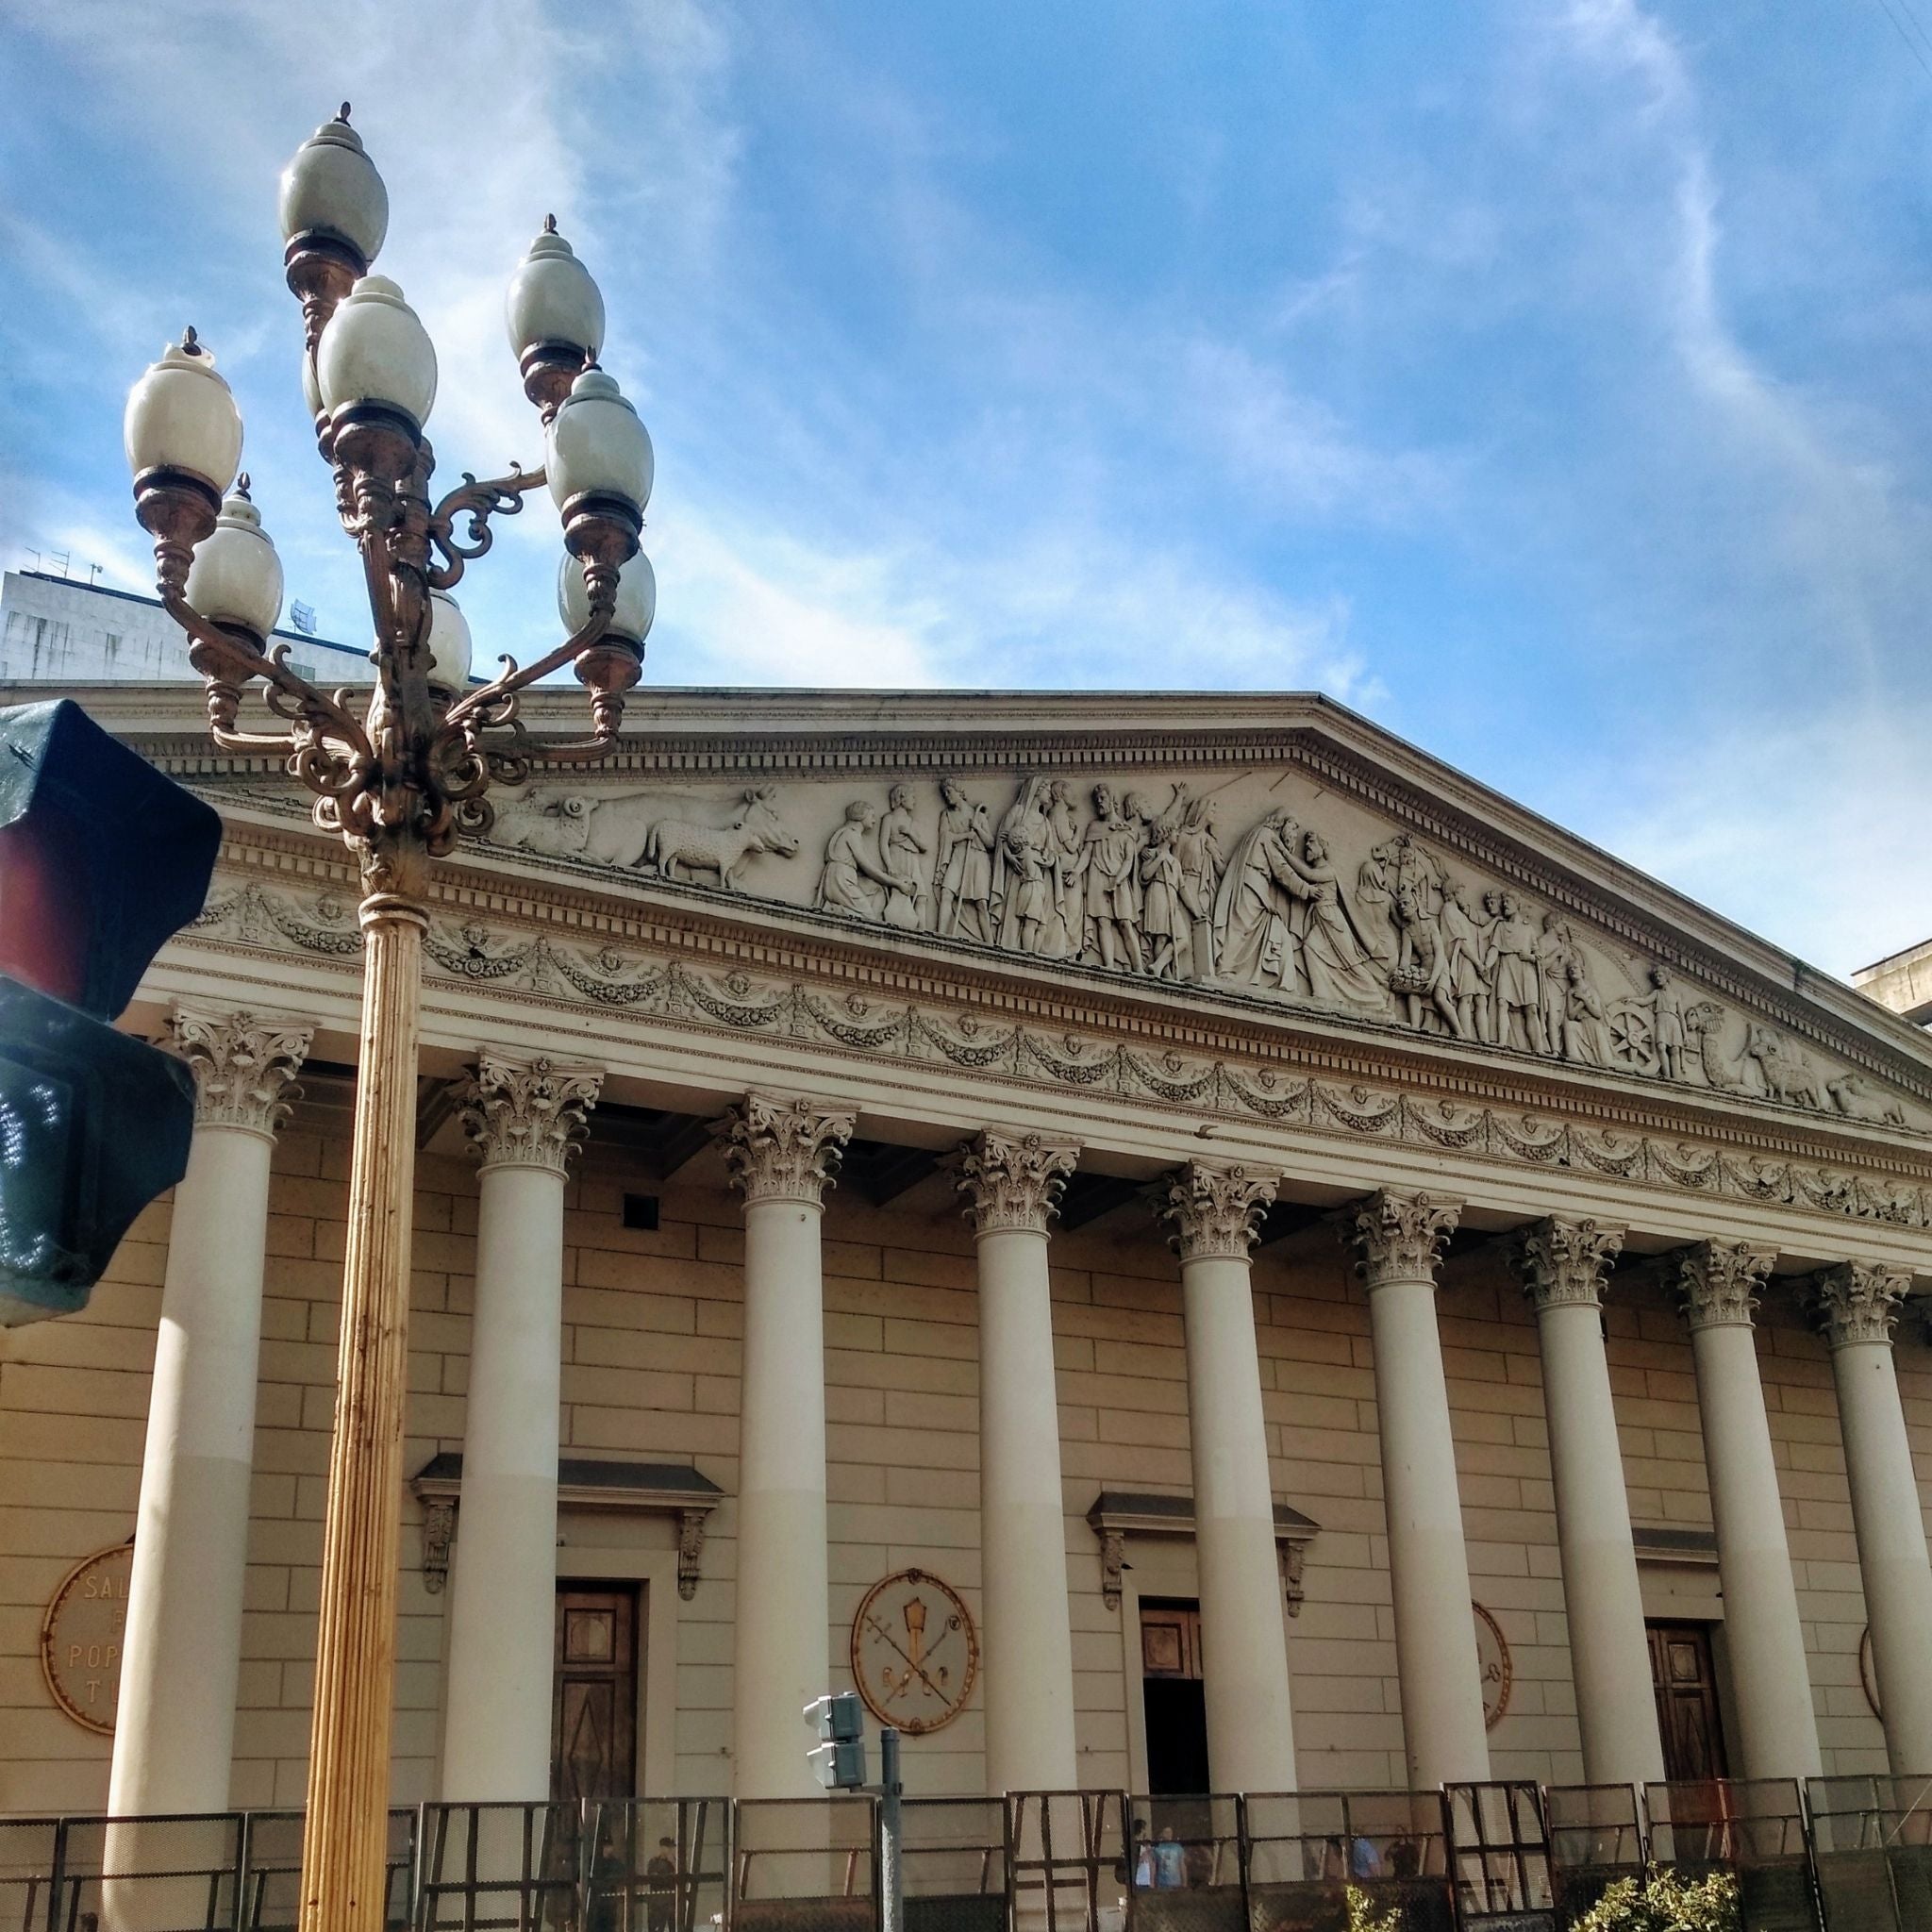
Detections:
[86, 563, 103, 588]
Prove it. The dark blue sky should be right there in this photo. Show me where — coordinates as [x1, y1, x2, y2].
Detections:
[3, 1, 1930, 971]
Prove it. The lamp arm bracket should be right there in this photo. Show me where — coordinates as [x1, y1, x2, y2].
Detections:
[440, 599, 614, 730]
[425, 462, 548, 591]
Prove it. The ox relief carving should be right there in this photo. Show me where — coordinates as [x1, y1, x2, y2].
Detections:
[480, 773, 1913, 1126]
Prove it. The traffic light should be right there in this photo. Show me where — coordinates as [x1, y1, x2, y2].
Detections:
[0, 699, 222, 1324]
[805, 1690, 867, 1790]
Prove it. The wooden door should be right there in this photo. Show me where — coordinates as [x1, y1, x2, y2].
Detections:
[1140, 1601, 1210, 1796]
[552, 1584, 641, 1804]
[1648, 1621, 1727, 1784]
[1140, 1602, 1204, 1681]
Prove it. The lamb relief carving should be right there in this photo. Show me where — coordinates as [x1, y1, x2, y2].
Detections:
[482, 771, 1916, 1130]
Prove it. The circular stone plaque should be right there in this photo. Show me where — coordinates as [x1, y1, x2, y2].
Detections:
[41, 1541, 134, 1735]
[1474, 1601, 1512, 1731]
[850, 1567, 978, 1735]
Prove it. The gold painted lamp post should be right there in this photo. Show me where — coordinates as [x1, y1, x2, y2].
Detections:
[122, 105, 656, 1932]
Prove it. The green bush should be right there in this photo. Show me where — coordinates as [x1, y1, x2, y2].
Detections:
[1345, 1886, 1406, 1932]
[1570, 1866, 1742, 1931]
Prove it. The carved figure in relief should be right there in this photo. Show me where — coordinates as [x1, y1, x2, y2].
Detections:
[1683, 1001, 1741, 1091]
[641, 787, 802, 890]
[1648, 964, 1688, 1082]
[1139, 824, 1188, 980]
[877, 784, 927, 931]
[1440, 880, 1491, 1042]
[1041, 778, 1083, 959]
[1827, 1074, 1908, 1127]
[1213, 808, 1300, 990]
[1536, 914, 1574, 1061]
[1080, 784, 1146, 974]
[933, 778, 994, 943]
[1357, 834, 1441, 972]
[1738, 1024, 1824, 1109]
[1490, 893, 1549, 1055]
[491, 785, 596, 858]
[991, 777, 1053, 954]
[1560, 956, 1608, 1066]
[1285, 833, 1391, 1015]
[1172, 794, 1224, 983]
[817, 802, 900, 919]
[1388, 875, 1463, 1035]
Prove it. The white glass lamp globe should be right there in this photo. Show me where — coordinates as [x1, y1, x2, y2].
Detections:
[507, 219, 605, 365]
[183, 480, 284, 645]
[545, 366, 652, 514]
[278, 107, 389, 267]
[424, 589, 474, 691]
[317, 275, 438, 430]
[558, 547, 656, 646]
[123, 332, 243, 498]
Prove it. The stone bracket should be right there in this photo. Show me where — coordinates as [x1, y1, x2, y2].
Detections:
[411, 1453, 724, 1600]
[1087, 1487, 1319, 1619]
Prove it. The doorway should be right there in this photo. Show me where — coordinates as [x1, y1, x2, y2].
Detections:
[1647, 1620, 1727, 1783]
[1140, 1600, 1210, 1795]
[552, 1582, 641, 1803]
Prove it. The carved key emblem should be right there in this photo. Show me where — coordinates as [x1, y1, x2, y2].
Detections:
[850, 1567, 978, 1735]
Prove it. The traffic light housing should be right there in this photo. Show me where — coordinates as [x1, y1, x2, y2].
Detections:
[805, 1690, 867, 1790]
[0, 700, 221, 1325]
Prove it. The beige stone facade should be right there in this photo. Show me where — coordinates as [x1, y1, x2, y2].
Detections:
[5, 683, 1932, 1816]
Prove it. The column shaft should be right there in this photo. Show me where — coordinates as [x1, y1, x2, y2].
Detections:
[1158, 1163, 1296, 1794]
[1518, 1220, 1665, 1786]
[723, 1094, 853, 1799]
[110, 1010, 309, 1818]
[1814, 1265, 1932, 1775]
[1676, 1244, 1822, 1782]
[1350, 1191, 1490, 1789]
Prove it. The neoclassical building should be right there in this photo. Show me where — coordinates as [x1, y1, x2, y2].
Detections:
[5, 676, 1932, 1823]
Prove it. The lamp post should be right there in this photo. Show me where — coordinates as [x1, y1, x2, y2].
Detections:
[123, 105, 656, 1932]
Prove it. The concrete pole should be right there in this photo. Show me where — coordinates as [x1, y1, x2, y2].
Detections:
[1516, 1218, 1666, 1786]
[1810, 1263, 1932, 1775]
[952, 1131, 1082, 1794]
[1156, 1160, 1297, 1794]
[1673, 1242, 1823, 1782]
[721, 1092, 855, 1799]
[1346, 1191, 1491, 1789]
[110, 1008, 311, 1817]
[440, 1053, 602, 1801]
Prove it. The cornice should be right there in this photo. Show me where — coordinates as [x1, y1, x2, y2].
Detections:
[169, 841, 1932, 1246]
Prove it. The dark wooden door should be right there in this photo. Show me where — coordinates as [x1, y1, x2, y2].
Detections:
[1648, 1621, 1728, 1783]
[1140, 1601, 1210, 1796]
[552, 1584, 641, 1804]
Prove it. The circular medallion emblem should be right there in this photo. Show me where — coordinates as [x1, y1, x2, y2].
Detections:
[41, 1541, 133, 1735]
[1474, 1602, 1512, 1731]
[850, 1567, 978, 1735]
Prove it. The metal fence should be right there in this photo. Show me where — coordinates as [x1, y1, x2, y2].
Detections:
[10, 1779, 1932, 1932]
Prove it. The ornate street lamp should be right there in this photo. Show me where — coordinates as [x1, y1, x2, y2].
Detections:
[123, 106, 655, 1932]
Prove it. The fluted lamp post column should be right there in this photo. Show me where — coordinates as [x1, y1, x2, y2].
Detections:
[441, 1053, 602, 1800]
[1808, 1263, 1932, 1774]
[950, 1130, 1082, 1793]
[123, 107, 659, 1932]
[1156, 1160, 1299, 1794]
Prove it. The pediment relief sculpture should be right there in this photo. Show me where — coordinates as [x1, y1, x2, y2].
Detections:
[475, 766, 1917, 1130]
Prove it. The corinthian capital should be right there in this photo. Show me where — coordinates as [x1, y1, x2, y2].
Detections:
[1808, 1261, 1911, 1350]
[1346, 1190, 1460, 1289]
[949, 1130, 1080, 1236]
[1516, 1216, 1624, 1312]
[458, 1051, 603, 1174]
[1671, 1241, 1774, 1332]
[169, 1006, 313, 1138]
[718, 1091, 855, 1207]
[1153, 1160, 1279, 1261]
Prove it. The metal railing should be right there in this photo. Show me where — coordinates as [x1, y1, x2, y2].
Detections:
[12, 1777, 1932, 1932]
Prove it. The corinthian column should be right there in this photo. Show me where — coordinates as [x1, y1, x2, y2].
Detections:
[1672, 1242, 1822, 1780]
[1156, 1160, 1298, 1793]
[441, 1052, 602, 1801]
[110, 1007, 312, 1816]
[1809, 1263, 1932, 1774]
[1346, 1190, 1490, 1788]
[1515, 1218, 1664, 1785]
[720, 1092, 855, 1798]
[951, 1131, 1081, 1793]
